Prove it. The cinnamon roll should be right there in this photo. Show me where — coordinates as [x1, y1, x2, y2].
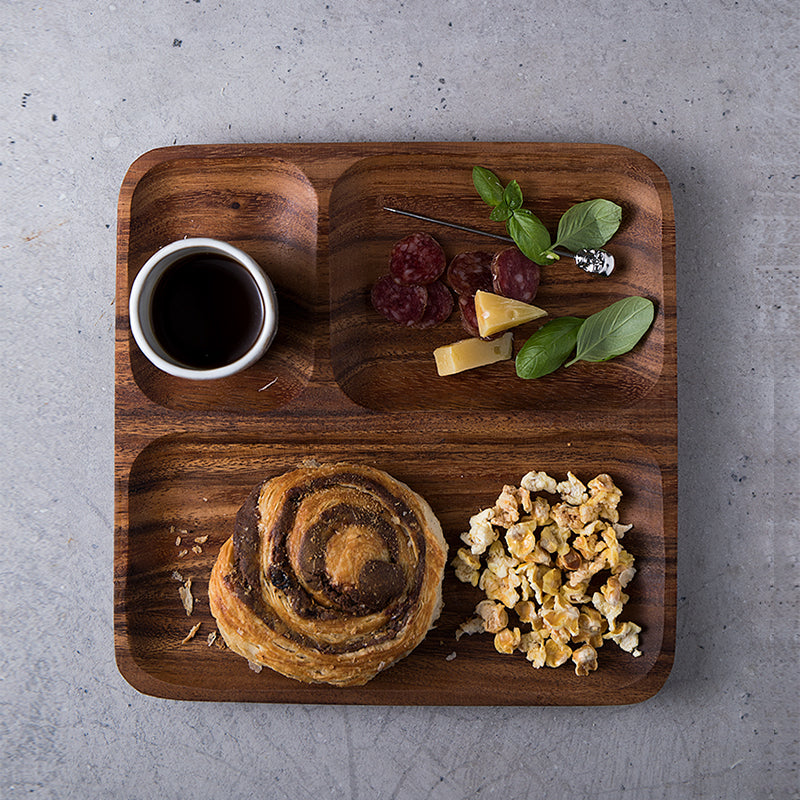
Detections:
[209, 462, 448, 686]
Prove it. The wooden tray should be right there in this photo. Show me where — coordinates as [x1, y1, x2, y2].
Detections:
[115, 142, 676, 705]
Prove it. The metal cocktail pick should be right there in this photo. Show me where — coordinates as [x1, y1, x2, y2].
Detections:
[383, 207, 615, 276]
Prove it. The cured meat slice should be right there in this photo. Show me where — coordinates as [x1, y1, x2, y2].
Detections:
[491, 247, 540, 303]
[413, 280, 454, 329]
[371, 275, 428, 326]
[446, 251, 494, 296]
[458, 293, 481, 338]
[389, 233, 446, 285]
[458, 293, 500, 340]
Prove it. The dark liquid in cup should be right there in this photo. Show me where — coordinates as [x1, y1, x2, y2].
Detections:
[151, 253, 265, 369]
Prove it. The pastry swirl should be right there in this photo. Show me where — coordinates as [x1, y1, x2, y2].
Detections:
[209, 462, 447, 686]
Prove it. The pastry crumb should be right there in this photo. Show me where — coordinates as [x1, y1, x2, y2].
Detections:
[171, 570, 183, 582]
[175, 536, 182, 546]
[194, 535, 208, 544]
[178, 578, 194, 616]
[178, 549, 188, 558]
[207, 630, 218, 647]
[181, 622, 201, 644]
[248, 660, 263, 673]
[192, 545, 203, 554]
[445, 651, 457, 661]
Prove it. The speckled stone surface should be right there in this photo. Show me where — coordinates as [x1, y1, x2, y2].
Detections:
[1, 1, 797, 798]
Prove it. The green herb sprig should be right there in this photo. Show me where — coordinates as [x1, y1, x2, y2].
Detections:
[473, 166, 622, 266]
[516, 297, 654, 379]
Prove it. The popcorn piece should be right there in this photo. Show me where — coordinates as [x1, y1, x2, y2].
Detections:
[452, 547, 481, 586]
[529, 495, 552, 526]
[560, 580, 591, 606]
[506, 522, 537, 560]
[520, 630, 547, 668]
[556, 472, 588, 506]
[461, 508, 497, 555]
[573, 524, 605, 560]
[479, 568, 520, 608]
[612, 547, 637, 587]
[521, 470, 558, 494]
[541, 567, 562, 596]
[556, 548, 582, 572]
[587, 473, 623, 522]
[539, 524, 571, 556]
[475, 600, 508, 633]
[541, 594, 580, 638]
[523, 542, 553, 566]
[492, 485, 524, 528]
[592, 576, 629, 630]
[571, 643, 599, 676]
[486, 540, 517, 579]
[544, 638, 572, 668]
[605, 621, 642, 655]
[494, 627, 521, 654]
[514, 600, 538, 624]
[613, 522, 633, 539]
[575, 606, 607, 648]
[517, 563, 548, 605]
[455, 615, 485, 641]
[567, 551, 609, 588]
[600, 525, 623, 570]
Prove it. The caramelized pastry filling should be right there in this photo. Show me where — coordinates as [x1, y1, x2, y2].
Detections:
[225, 471, 428, 654]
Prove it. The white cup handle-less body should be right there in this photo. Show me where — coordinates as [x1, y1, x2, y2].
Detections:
[128, 238, 278, 380]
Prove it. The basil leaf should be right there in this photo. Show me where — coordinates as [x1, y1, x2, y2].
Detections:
[507, 209, 552, 265]
[472, 166, 505, 207]
[566, 296, 654, 366]
[516, 317, 584, 379]
[554, 199, 622, 252]
[502, 180, 523, 211]
[490, 200, 513, 221]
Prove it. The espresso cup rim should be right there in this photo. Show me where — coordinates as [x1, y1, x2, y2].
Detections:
[129, 238, 278, 380]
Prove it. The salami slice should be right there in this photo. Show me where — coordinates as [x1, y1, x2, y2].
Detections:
[371, 274, 428, 326]
[389, 233, 446, 285]
[491, 247, 540, 303]
[412, 280, 454, 329]
[446, 251, 494, 296]
[458, 293, 481, 338]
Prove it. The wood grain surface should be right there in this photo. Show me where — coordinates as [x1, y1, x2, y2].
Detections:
[115, 142, 677, 705]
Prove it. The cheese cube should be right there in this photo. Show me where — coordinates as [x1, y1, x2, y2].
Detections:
[474, 290, 547, 338]
[433, 332, 514, 376]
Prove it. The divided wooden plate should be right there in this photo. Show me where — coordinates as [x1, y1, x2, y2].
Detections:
[115, 142, 676, 705]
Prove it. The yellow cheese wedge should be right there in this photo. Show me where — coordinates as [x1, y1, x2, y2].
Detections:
[474, 290, 547, 338]
[433, 332, 514, 376]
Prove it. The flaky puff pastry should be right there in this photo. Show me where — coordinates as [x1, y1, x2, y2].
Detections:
[209, 462, 448, 687]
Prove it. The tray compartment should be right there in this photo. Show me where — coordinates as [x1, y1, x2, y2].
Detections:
[119, 430, 667, 705]
[328, 153, 665, 413]
[126, 155, 318, 412]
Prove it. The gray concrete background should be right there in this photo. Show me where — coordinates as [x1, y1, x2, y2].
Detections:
[2, 1, 797, 798]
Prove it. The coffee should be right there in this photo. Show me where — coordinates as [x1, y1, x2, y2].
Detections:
[150, 253, 265, 369]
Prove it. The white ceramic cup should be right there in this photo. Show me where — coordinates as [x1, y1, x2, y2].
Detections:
[129, 238, 278, 380]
